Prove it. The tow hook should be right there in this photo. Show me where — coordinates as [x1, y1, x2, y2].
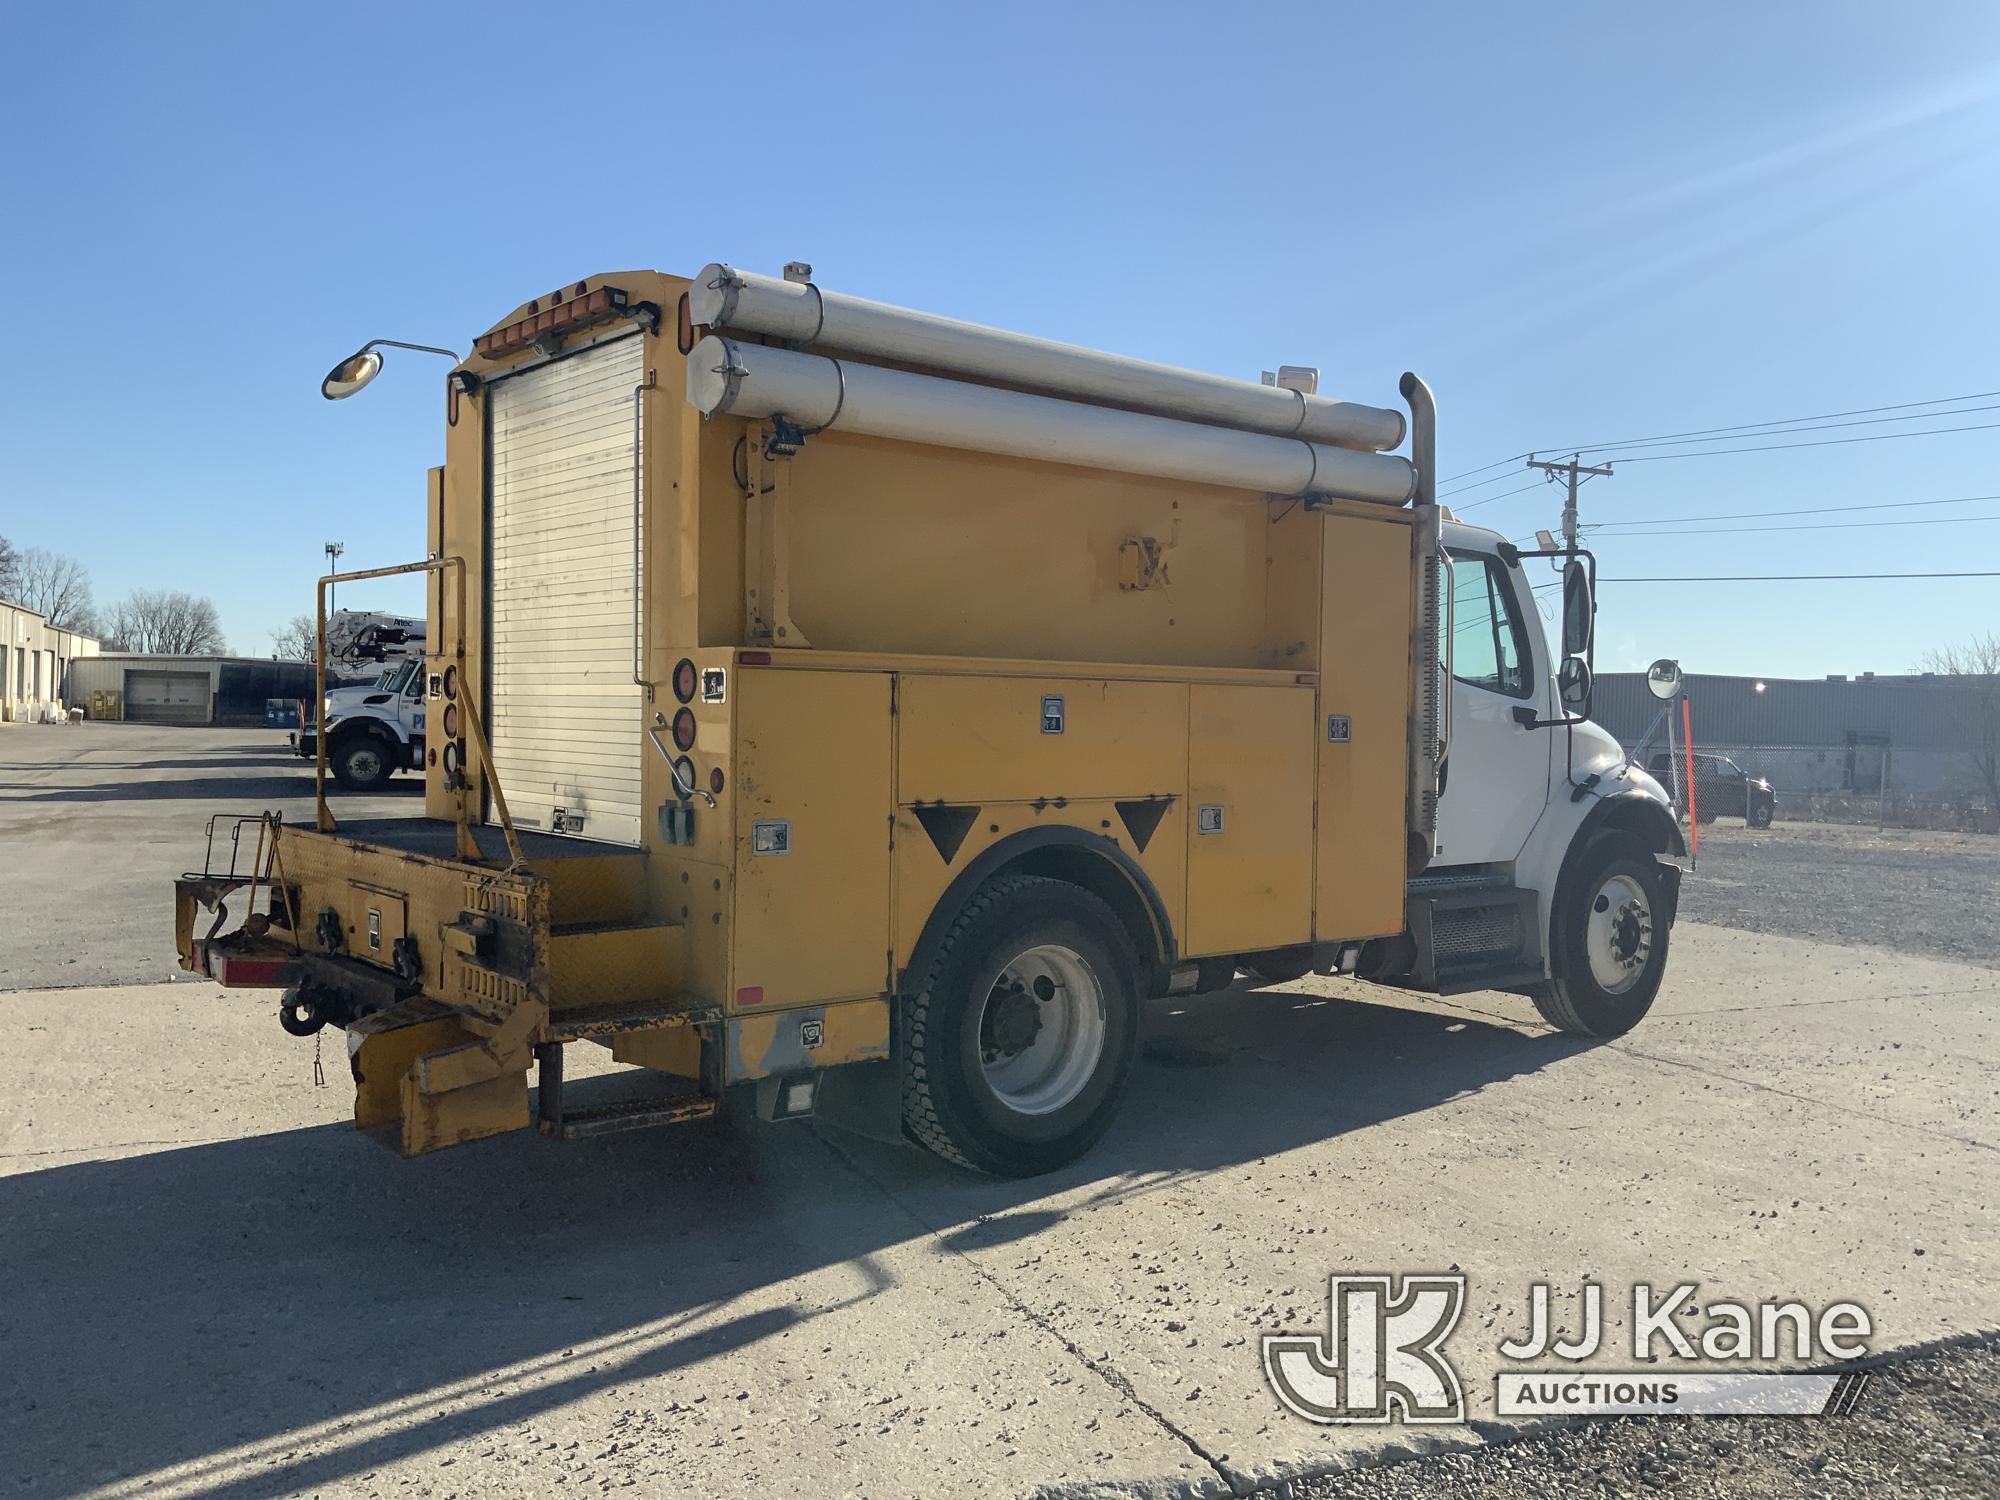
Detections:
[279, 987, 327, 1037]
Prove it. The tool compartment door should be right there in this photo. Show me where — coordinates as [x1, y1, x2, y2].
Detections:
[486, 333, 646, 846]
[1184, 684, 1315, 956]
[732, 670, 893, 1008]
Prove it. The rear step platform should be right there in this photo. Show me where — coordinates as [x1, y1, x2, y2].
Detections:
[534, 1039, 718, 1141]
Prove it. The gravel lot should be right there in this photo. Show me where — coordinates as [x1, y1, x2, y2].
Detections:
[1275, 1335, 2000, 1499]
[1677, 821, 2000, 969]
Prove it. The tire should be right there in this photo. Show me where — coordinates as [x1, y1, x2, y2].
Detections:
[331, 730, 394, 790]
[1530, 832, 1671, 1038]
[1242, 946, 1314, 985]
[1749, 800, 1773, 830]
[901, 875, 1140, 1176]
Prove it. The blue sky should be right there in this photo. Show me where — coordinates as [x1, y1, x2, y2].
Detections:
[1, 1, 1995, 678]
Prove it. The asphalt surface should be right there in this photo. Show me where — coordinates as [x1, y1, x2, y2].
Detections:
[0, 721, 412, 988]
[2, 723, 1996, 1498]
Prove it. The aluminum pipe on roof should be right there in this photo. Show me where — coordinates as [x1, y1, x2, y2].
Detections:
[688, 263, 1407, 453]
[686, 336, 1418, 506]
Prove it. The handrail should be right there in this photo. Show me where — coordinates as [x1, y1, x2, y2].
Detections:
[631, 370, 655, 686]
[314, 555, 523, 866]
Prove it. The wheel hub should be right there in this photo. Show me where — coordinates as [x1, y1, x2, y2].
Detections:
[975, 945, 1108, 1116]
[982, 980, 1043, 1061]
[1585, 874, 1653, 995]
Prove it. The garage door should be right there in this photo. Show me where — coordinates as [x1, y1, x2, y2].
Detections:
[486, 333, 646, 846]
[125, 670, 210, 724]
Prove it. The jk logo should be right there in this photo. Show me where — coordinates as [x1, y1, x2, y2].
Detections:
[1263, 1274, 1467, 1424]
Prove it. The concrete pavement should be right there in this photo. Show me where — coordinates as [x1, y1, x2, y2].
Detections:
[4, 921, 1995, 1498]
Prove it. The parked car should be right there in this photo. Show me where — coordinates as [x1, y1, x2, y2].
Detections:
[1647, 752, 1775, 827]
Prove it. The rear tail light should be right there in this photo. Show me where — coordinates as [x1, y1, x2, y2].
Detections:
[442, 704, 460, 738]
[442, 665, 458, 700]
[671, 707, 697, 751]
[672, 657, 698, 704]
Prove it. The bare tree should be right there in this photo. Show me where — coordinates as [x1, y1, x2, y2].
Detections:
[0, 535, 19, 601]
[271, 615, 318, 660]
[105, 590, 228, 655]
[12, 547, 97, 632]
[1920, 632, 2000, 817]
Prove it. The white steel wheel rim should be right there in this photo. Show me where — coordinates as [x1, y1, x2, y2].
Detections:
[976, 944, 1107, 1116]
[347, 744, 383, 780]
[1585, 873, 1653, 994]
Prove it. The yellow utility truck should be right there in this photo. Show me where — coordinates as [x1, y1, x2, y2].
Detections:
[176, 262, 1684, 1173]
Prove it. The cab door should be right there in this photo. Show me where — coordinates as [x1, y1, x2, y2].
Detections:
[1432, 548, 1552, 867]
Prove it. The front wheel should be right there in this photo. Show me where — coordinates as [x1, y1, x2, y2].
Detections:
[901, 875, 1140, 1176]
[1748, 800, 1774, 829]
[1530, 832, 1671, 1038]
[330, 731, 394, 790]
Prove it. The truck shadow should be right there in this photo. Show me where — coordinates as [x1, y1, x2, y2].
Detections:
[0, 985, 1587, 1498]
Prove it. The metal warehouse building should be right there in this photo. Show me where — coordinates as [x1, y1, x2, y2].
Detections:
[1, 599, 99, 723]
[1591, 669, 1998, 803]
[64, 655, 316, 726]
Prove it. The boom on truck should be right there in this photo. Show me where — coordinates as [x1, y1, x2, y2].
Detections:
[176, 262, 1684, 1172]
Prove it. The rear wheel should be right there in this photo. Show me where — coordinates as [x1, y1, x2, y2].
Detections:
[1530, 832, 1670, 1038]
[901, 875, 1139, 1176]
[331, 730, 394, 790]
[1748, 799, 1774, 829]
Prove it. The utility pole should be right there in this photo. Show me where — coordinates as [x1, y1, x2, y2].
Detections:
[1525, 455, 1614, 550]
[324, 540, 344, 614]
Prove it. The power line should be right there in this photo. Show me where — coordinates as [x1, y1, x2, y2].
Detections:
[1565, 400, 2000, 458]
[1603, 418, 2000, 465]
[1452, 478, 1552, 511]
[1606, 571, 2000, 582]
[1440, 466, 1546, 500]
[1438, 452, 1529, 487]
[1587, 492, 2000, 528]
[1449, 387, 2000, 482]
[1590, 512, 2000, 539]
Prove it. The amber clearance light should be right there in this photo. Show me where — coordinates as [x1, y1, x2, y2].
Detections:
[473, 284, 631, 358]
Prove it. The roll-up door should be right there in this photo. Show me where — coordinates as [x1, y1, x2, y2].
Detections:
[487, 334, 646, 846]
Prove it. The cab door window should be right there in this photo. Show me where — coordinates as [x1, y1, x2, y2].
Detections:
[1447, 552, 1532, 698]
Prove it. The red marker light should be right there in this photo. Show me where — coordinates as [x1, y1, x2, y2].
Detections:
[735, 986, 764, 1008]
[737, 650, 772, 666]
[709, 766, 725, 795]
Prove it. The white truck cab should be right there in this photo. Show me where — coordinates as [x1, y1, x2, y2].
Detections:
[291, 655, 428, 790]
[1372, 518, 1684, 1037]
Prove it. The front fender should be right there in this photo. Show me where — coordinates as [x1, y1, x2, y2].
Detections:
[1515, 775, 1685, 960]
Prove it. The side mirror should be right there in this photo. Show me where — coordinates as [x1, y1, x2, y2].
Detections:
[321, 348, 384, 400]
[1645, 657, 1683, 700]
[1558, 656, 1592, 715]
[1561, 558, 1593, 657]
